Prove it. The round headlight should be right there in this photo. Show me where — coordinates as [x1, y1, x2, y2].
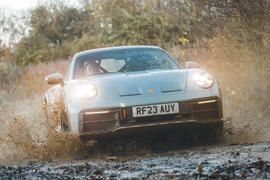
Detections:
[193, 71, 214, 89]
[73, 83, 97, 99]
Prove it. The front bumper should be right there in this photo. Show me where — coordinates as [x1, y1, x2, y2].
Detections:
[78, 97, 223, 136]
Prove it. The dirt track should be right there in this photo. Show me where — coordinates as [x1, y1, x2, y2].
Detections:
[1, 141, 270, 179]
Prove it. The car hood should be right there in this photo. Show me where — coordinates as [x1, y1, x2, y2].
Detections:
[86, 70, 186, 97]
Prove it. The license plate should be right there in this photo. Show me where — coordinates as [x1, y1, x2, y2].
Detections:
[132, 103, 179, 117]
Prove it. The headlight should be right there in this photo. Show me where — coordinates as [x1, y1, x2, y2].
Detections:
[193, 71, 214, 88]
[72, 83, 97, 99]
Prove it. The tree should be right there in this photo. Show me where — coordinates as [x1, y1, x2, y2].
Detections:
[0, 7, 28, 62]
[30, 3, 84, 44]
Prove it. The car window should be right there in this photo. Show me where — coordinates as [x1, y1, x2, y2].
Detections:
[73, 48, 179, 79]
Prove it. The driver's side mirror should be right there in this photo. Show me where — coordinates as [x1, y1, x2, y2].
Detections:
[185, 61, 200, 69]
[45, 73, 63, 85]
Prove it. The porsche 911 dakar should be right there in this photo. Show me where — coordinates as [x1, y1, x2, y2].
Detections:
[44, 46, 223, 139]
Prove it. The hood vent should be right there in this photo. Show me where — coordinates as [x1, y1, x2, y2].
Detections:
[161, 89, 182, 93]
[119, 93, 141, 97]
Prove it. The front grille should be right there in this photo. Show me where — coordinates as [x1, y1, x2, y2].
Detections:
[192, 101, 218, 112]
[79, 109, 118, 133]
[120, 97, 222, 125]
[182, 98, 221, 120]
[79, 97, 222, 133]
[84, 111, 117, 123]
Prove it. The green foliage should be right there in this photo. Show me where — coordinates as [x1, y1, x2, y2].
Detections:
[6, 0, 270, 65]
[12, 0, 206, 65]
[30, 5, 85, 44]
[14, 35, 64, 65]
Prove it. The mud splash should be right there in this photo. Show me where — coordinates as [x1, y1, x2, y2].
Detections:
[0, 93, 85, 164]
[171, 41, 270, 145]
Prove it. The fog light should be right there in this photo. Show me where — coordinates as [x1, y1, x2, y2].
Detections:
[198, 100, 217, 104]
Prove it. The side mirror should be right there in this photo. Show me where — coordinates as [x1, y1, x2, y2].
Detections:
[45, 73, 63, 85]
[185, 61, 200, 69]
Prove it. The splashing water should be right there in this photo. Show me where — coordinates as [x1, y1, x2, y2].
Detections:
[0, 93, 85, 164]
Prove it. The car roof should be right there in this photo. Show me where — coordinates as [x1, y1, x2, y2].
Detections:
[74, 45, 163, 57]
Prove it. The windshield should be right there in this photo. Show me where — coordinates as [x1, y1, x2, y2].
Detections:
[73, 48, 179, 79]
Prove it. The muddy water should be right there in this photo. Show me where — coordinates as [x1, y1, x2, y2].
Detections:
[1, 142, 270, 179]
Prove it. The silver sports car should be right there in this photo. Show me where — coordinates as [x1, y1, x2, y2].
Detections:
[44, 46, 223, 138]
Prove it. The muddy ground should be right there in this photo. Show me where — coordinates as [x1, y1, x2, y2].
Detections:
[1, 138, 270, 179]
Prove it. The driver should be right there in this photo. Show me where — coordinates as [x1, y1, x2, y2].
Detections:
[84, 61, 101, 76]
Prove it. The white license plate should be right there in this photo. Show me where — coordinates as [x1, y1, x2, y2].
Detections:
[132, 103, 179, 117]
